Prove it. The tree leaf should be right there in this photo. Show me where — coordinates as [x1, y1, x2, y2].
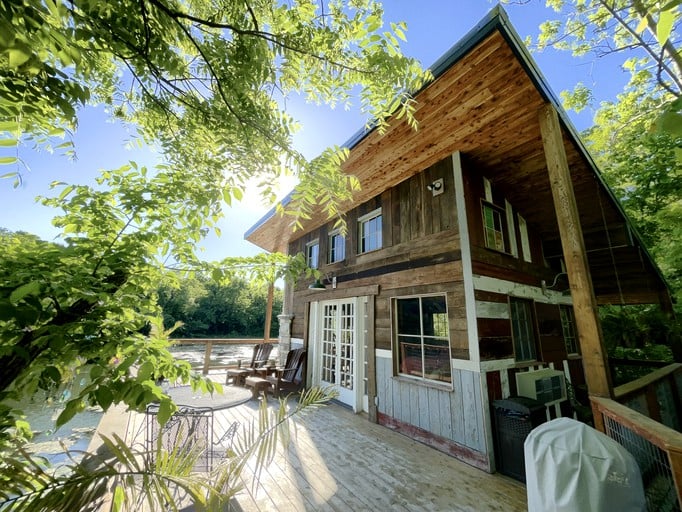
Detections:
[9, 281, 40, 303]
[95, 386, 114, 410]
[157, 400, 173, 426]
[56, 399, 83, 426]
[8, 47, 31, 68]
[634, 16, 648, 34]
[656, 9, 675, 45]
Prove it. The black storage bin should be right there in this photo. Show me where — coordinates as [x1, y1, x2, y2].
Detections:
[493, 396, 546, 483]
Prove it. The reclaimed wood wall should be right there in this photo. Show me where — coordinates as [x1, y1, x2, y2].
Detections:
[288, 156, 468, 358]
[375, 354, 489, 470]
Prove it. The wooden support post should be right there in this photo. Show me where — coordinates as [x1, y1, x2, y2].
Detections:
[539, 104, 613, 399]
[264, 283, 274, 342]
[202, 340, 213, 375]
[669, 448, 682, 507]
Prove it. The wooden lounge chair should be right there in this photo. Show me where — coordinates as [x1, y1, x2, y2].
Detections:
[226, 343, 273, 385]
[266, 347, 306, 397]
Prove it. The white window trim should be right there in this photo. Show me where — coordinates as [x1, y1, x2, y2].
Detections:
[483, 177, 493, 202]
[518, 214, 531, 263]
[505, 200, 518, 258]
[327, 229, 345, 264]
[358, 207, 382, 254]
[306, 239, 319, 269]
[392, 293, 452, 385]
[482, 200, 506, 253]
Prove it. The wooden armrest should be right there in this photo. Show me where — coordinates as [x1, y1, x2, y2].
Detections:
[275, 366, 296, 377]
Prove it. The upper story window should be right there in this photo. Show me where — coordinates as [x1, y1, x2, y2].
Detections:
[358, 208, 382, 254]
[328, 230, 346, 264]
[394, 295, 451, 384]
[306, 240, 319, 269]
[482, 201, 506, 252]
[510, 298, 537, 362]
[560, 305, 579, 355]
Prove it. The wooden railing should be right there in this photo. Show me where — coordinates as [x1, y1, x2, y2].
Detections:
[591, 363, 682, 510]
[614, 363, 682, 429]
[170, 338, 276, 375]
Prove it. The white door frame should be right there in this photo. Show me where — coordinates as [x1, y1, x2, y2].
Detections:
[309, 297, 365, 412]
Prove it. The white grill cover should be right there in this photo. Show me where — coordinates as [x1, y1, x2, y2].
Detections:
[524, 417, 645, 512]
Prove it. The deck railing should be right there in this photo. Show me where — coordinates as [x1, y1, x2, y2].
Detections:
[591, 363, 682, 511]
[170, 338, 275, 375]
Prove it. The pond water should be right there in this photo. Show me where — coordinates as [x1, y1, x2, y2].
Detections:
[21, 343, 273, 465]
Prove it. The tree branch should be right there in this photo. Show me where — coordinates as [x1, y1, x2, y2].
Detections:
[604, 0, 682, 95]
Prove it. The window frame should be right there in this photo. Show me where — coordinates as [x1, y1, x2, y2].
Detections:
[305, 239, 319, 269]
[392, 294, 452, 385]
[560, 305, 580, 356]
[509, 297, 538, 362]
[327, 229, 346, 264]
[481, 200, 507, 253]
[358, 208, 383, 254]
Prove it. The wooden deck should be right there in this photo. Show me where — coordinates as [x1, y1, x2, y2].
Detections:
[207, 394, 527, 511]
[120, 380, 527, 511]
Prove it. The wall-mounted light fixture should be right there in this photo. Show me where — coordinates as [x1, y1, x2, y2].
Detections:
[308, 274, 337, 291]
[426, 178, 444, 197]
[541, 272, 568, 296]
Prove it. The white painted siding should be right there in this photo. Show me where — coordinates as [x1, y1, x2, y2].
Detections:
[375, 356, 486, 453]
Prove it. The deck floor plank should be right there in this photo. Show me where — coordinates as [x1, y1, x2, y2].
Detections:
[214, 395, 527, 512]
[122, 382, 528, 511]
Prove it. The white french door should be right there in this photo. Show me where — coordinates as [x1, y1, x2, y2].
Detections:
[314, 298, 362, 410]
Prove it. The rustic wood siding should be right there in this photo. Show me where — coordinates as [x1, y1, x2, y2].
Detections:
[376, 355, 487, 457]
[288, 156, 464, 351]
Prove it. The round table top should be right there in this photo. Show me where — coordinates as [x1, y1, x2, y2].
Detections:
[166, 385, 251, 410]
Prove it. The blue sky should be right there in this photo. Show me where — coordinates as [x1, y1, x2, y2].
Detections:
[0, 1, 629, 260]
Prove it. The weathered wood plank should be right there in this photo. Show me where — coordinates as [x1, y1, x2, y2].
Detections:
[428, 386, 442, 438]
[461, 369, 481, 450]
[418, 385, 430, 431]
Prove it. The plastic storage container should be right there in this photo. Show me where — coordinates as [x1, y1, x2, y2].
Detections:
[492, 396, 546, 482]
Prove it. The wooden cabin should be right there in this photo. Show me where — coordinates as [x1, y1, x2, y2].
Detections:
[244, 7, 672, 472]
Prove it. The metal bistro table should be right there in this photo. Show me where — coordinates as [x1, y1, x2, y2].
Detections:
[167, 384, 252, 410]
[146, 385, 251, 471]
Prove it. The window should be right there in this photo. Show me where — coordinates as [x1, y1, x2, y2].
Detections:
[306, 240, 319, 269]
[518, 214, 531, 262]
[482, 201, 506, 252]
[560, 306, 579, 355]
[394, 295, 451, 383]
[328, 230, 345, 264]
[510, 298, 537, 361]
[358, 208, 382, 254]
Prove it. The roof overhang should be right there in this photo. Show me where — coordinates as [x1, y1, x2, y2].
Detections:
[245, 6, 671, 307]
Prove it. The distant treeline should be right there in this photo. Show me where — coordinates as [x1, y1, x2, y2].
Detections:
[157, 276, 283, 339]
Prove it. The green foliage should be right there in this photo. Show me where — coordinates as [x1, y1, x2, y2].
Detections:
[1, 0, 429, 224]
[521, 0, 681, 148]
[158, 276, 284, 338]
[1, 3, 425, 507]
[600, 305, 681, 384]
[581, 85, 682, 304]
[0, 387, 337, 512]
